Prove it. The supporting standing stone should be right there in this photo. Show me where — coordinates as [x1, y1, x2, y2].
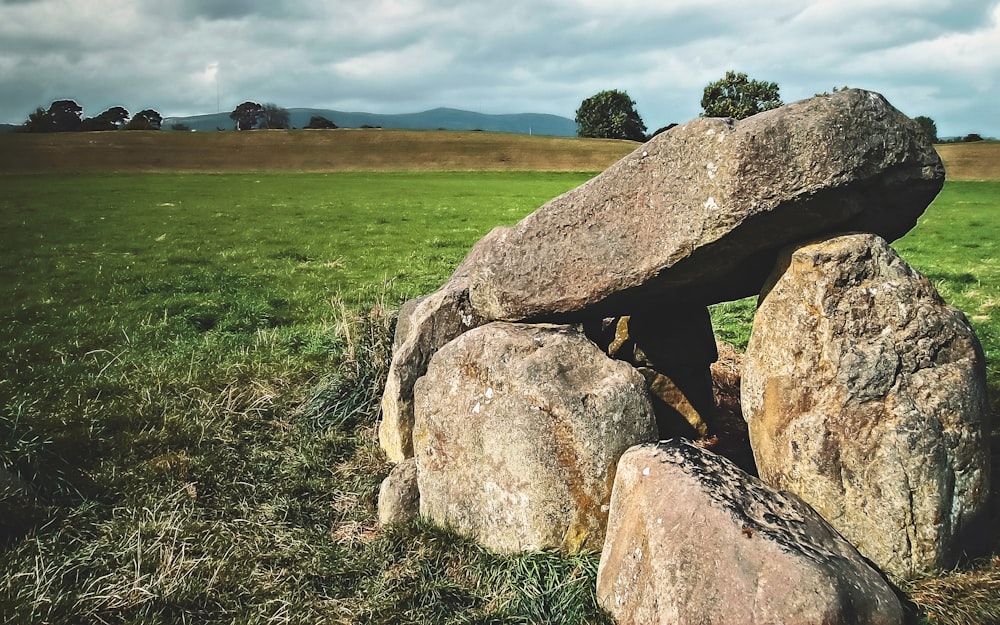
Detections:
[377, 227, 508, 461]
[742, 233, 992, 578]
[413, 322, 657, 553]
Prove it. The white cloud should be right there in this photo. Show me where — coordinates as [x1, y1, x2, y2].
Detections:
[333, 41, 453, 80]
[0, 0, 998, 137]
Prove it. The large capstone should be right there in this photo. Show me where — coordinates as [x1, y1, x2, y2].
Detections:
[467, 89, 943, 321]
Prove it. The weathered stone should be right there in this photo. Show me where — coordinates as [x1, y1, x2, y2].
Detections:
[413, 321, 657, 553]
[391, 295, 425, 352]
[742, 233, 992, 578]
[378, 284, 480, 461]
[378, 226, 508, 461]
[467, 89, 944, 321]
[597, 441, 905, 625]
[704, 341, 756, 475]
[377, 458, 419, 526]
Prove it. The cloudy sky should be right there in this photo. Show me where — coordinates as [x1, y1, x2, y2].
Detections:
[1, 0, 998, 138]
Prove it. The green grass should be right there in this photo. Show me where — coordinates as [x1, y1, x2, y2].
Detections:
[1, 173, 998, 624]
[0, 171, 608, 624]
[894, 181, 1000, 409]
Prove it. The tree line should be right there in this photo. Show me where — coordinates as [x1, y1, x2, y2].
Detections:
[21, 100, 164, 132]
[576, 70, 949, 144]
[13, 73, 967, 142]
[226, 101, 338, 130]
[15, 100, 339, 133]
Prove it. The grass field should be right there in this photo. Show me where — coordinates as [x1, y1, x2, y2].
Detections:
[1, 136, 999, 623]
[0, 130, 638, 174]
[936, 142, 1000, 181]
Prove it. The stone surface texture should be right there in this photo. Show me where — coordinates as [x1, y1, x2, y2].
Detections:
[597, 441, 905, 625]
[413, 321, 657, 553]
[467, 89, 944, 321]
[377, 458, 419, 526]
[703, 341, 756, 475]
[742, 233, 992, 578]
[378, 283, 480, 461]
[377, 226, 508, 461]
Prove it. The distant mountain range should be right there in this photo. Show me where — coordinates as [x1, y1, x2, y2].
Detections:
[160, 107, 579, 136]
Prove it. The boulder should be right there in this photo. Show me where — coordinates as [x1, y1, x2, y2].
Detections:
[467, 89, 944, 321]
[377, 458, 419, 526]
[413, 321, 657, 553]
[377, 226, 507, 461]
[378, 283, 480, 461]
[742, 233, 992, 578]
[597, 441, 905, 625]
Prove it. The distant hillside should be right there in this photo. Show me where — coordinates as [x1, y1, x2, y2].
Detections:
[0, 123, 18, 134]
[161, 107, 579, 137]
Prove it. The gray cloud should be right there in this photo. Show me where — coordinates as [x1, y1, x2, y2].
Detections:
[1, 0, 997, 138]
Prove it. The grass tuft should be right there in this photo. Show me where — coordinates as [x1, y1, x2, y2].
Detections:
[902, 558, 1000, 625]
[357, 519, 613, 625]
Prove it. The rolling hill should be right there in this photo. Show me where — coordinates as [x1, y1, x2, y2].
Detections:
[160, 107, 579, 136]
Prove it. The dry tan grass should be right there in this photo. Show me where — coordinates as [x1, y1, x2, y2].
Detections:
[4, 130, 997, 180]
[936, 142, 1000, 181]
[0, 129, 638, 174]
[903, 557, 1000, 625]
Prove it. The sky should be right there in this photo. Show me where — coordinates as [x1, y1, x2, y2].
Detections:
[1, 0, 998, 138]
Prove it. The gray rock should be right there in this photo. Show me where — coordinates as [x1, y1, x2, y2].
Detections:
[742, 233, 992, 579]
[377, 458, 420, 526]
[467, 89, 943, 321]
[378, 282, 481, 461]
[377, 226, 508, 461]
[597, 441, 905, 625]
[705, 341, 756, 475]
[413, 321, 657, 553]
[391, 295, 425, 353]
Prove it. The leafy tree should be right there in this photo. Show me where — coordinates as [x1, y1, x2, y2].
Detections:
[230, 101, 264, 130]
[260, 103, 290, 129]
[962, 133, 983, 142]
[306, 115, 337, 129]
[912, 116, 938, 143]
[79, 106, 130, 131]
[23, 108, 51, 132]
[23, 100, 83, 132]
[701, 71, 782, 119]
[125, 109, 163, 130]
[575, 89, 647, 141]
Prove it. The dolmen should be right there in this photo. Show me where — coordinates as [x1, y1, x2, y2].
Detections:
[376, 89, 992, 624]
